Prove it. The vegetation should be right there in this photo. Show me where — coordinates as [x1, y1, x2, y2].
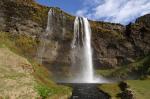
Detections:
[98, 55, 150, 99]
[35, 83, 71, 99]
[32, 62, 72, 99]
[3, 0, 49, 28]
[0, 31, 72, 98]
[0, 32, 38, 58]
[35, 84, 51, 99]
[127, 80, 150, 99]
[99, 80, 150, 99]
[99, 83, 121, 99]
[90, 21, 124, 39]
[96, 55, 150, 79]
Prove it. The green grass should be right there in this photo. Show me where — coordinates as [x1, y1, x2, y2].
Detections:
[0, 32, 15, 48]
[32, 62, 72, 98]
[99, 83, 121, 99]
[127, 80, 150, 99]
[96, 69, 114, 77]
[35, 84, 51, 99]
[96, 55, 150, 79]
[35, 84, 72, 99]
[112, 55, 150, 79]
[0, 31, 39, 58]
[99, 80, 150, 99]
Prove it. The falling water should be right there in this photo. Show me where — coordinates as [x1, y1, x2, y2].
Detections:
[83, 18, 94, 82]
[37, 9, 53, 64]
[71, 17, 94, 83]
[46, 9, 54, 33]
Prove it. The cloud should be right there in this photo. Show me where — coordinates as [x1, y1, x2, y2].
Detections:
[76, 0, 150, 25]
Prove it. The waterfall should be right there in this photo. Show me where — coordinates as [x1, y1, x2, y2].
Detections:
[37, 9, 108, 83]
[46, 8, 53, 33]
[37, 9, 53, 64]
[71, 17, 94, 83]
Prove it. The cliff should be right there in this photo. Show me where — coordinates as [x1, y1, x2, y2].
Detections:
[0, 0, 149, 71]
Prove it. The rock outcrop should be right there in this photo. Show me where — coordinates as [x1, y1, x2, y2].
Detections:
[0, 0, 149, 71]
[119, 82, 135, 99]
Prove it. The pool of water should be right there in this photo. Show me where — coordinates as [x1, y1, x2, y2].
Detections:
[59, 83, 110, 99]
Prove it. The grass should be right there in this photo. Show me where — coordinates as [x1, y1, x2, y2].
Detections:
[0, 31, 72, 98]
[96, 55, 150, 79]
[32, 62, 72, 99]
[0, 47, 38, 98]
[99, 80, 150, 99]
[0, 31, 37, 58]
[127, 80, 150, 99]
[96, 69, 114, 77]
[35, 84, 51, 99]
[90, 21, 124, 40]
[97, 55, 150, 99]
[0, 64, 27, 80]
[35, 84, 72, 99]
[0, 32, 15, 48]
[99, 83, 121, 99]
[112, 55, 150, 79]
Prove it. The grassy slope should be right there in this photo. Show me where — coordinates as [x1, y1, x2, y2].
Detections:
[0, 31, 72, 98]
[97, 51, 150, 99]
[99, 80, 150, 99]
[0, 47, 38, 98]
[127, 80, 150, 99]
[99, 83, 121, 99]
[97, 55, 150, 79]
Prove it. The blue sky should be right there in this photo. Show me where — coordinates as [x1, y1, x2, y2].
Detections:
[35, 0, 83, 15]
[35, 0, 150, 25]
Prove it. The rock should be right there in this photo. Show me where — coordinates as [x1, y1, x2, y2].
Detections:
[121, 89, 135, 99]
[118, 82, 135, 99]
[119, 81, 129, 91]
[0, 0, 149, 69]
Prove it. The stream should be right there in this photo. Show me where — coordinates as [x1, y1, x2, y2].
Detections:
[60, 83, 110, 99]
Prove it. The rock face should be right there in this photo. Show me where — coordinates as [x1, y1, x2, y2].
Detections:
[0, 0, 150, 70]
[91, 17, 150, 68]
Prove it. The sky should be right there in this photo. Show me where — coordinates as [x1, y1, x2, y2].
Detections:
[35, 0, 150, 25]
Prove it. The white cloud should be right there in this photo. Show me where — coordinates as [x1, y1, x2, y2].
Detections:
[76, 9, 87, 17]
[83, 0, 104, 6]
[76, 0, 150, 25]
